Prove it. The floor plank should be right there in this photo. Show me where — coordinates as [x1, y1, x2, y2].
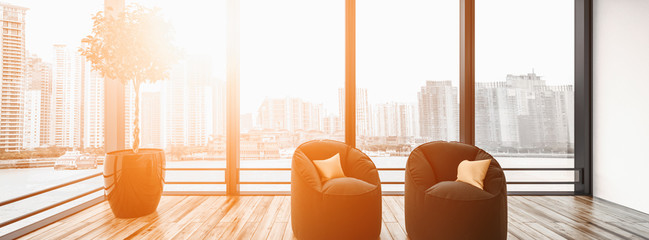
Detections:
[16, 196, 649, 239]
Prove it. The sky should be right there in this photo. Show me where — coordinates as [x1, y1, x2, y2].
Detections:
[14, 0, 573, 115]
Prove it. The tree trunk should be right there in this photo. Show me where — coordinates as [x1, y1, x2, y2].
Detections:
[132, 82, 140, 153]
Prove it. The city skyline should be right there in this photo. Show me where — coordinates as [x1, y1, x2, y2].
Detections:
[12, 0, 574, 115]
[17, 43, 575, 155]
[2, 1, 575, 154]
[15, 37, 576, 152]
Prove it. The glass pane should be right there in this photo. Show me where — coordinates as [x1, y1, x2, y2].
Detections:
[0, 1, 105, 235]
[129, 0, 228, 192]
[475, 0, 575, 192]
[240, 0, 344, 192]
[357, 0, 460, 192]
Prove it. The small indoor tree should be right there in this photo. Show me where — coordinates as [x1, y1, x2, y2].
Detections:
[80, 4, 177, 153]
[80, 4, 178, 218]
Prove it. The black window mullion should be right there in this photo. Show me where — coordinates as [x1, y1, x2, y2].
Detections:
[574, 0, 593, 196]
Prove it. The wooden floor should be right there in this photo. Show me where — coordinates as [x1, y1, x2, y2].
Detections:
[21, 196, 649, 240]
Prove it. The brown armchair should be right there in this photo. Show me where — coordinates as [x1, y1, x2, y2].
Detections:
[405, 141, 508, 240]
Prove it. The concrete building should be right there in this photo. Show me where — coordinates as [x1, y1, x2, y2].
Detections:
[83, 60, 104, 149]
[163, 56, 214, 147]
[52, 45, 83, 148]
[22, 54, 50, 148]
[258, 97, 324, 133]
[140, 91, 162, 148]
[22, 87, 39, 149]
[475, 81, 518, 150]
[417, 80, 459, 141]
[0, 3, 27, 151]
[36, 59, 52, 147]
[475, 73, 574, 153]
[338, 88, 371, 137]
[213, 79, 226, 136]
[322, 114, 341, 135]
[371, 102, 418, 138]
[124, 81, 135, 149]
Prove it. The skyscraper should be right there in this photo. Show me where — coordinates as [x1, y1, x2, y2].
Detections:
[475, 81, 518, 149]
[22, 54, 51, 148]
[258, 97, 324, 132]
[141, 91, 162, 148]
[125, 81, 135, 149]
[83, 59, 104, 149]
[0, 3, 27, 151]
[213, 79, 226, 136]
[163, 56, 214, 147]
[185, 56, 213, 146]
[52, 45, 83, 148]
[418, 80, 459, 141]
[475, 72, 574, 152]
[163, 64, 185, 147]
[371, 102, 418, 138]
[338, 88, 370, 137]
[37, 58, 52, 147]
[322, 114, 341, 135]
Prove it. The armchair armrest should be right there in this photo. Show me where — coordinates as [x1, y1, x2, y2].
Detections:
[483, 159, 506, 196]
[292, 149, 323, 192]
[341, 146, 380, 186]
[406, 149, 437, 192]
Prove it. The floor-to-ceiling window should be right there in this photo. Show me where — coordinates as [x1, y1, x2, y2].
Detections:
[1, 0, 590, 236]
[475, 0, 576, 193]
[356, 0, 459, 192]
[128, 0, 229, 193]
[0, 1, 105, 236]
[239, 0, 344, 193]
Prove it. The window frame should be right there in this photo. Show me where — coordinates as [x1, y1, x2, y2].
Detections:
[100, 0, 592, 196]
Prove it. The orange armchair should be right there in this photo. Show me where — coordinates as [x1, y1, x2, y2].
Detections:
[291, 140, 382, 240]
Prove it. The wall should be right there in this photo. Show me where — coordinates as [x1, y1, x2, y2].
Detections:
[593, 0, 649, 214]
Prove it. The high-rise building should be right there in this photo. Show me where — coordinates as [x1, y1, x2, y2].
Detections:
[417, 80, 459, 141]
[338, 88, 370, 136]
[22, 69, 40, 149]
[163, 56, 213, 147]
[322, 114, 341, 135]
[475, 81, 517, 150]
[185, 56, 213, 146]
[22, 89, 39, 149]
[163, 64, 185, 147]
[0, 3, 27, 151]
[124, 81, 135, 149]
[22, 54, 51, 148]
[141, 91, 162, 148]
[52, 45, 83, 148]
[83, 59, 104, 149]
[475, 72, 574, 152]
[258, 97, 324, 132]
[36, 59, 52, 147]
[213, 79, 226, 136]
[371, 102, 418, 138]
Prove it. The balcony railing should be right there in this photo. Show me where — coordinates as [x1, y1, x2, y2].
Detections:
[0, 159, 579, 239]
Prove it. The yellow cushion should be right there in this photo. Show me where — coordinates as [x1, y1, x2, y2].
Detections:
[312, 153, 346, 183]
[455, 159, 491, 190]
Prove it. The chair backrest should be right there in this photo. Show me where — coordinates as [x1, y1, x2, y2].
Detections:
[296, 139, 351, 162]
[295, 139, 380, 186]
[411, 141, 495, 182]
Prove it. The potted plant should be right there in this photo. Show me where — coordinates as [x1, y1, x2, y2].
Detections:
[80, 4, 177, 218]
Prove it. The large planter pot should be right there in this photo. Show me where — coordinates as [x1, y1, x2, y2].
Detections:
[104, 148, 165, 218]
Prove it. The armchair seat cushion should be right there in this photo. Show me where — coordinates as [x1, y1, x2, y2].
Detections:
[322, 177, 376, 196]
[425, 181, 494, 201]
